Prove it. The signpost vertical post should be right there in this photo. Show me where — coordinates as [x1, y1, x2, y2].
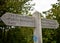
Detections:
[33, 12, 42, 43]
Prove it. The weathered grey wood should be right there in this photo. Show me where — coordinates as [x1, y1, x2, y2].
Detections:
[1, 13, 59, 28]
[41, 19, 59, 29]
[1, 13, 35, 27]
[32, 11, 43, 43]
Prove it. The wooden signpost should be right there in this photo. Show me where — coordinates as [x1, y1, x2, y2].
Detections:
[41, 19, 59, 29]
[1, 12, 59, 43]
[1, 13, 35, 27]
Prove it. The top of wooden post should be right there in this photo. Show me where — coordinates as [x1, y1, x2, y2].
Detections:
[32, 11, 41, 18]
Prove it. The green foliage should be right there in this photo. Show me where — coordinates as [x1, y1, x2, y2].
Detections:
[42, 29, 56, 43]
[0, 0, 34, 16]
[0, 27, 34, 43]
[43, 0, 60, 43]
[6, 27, 34, 43]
